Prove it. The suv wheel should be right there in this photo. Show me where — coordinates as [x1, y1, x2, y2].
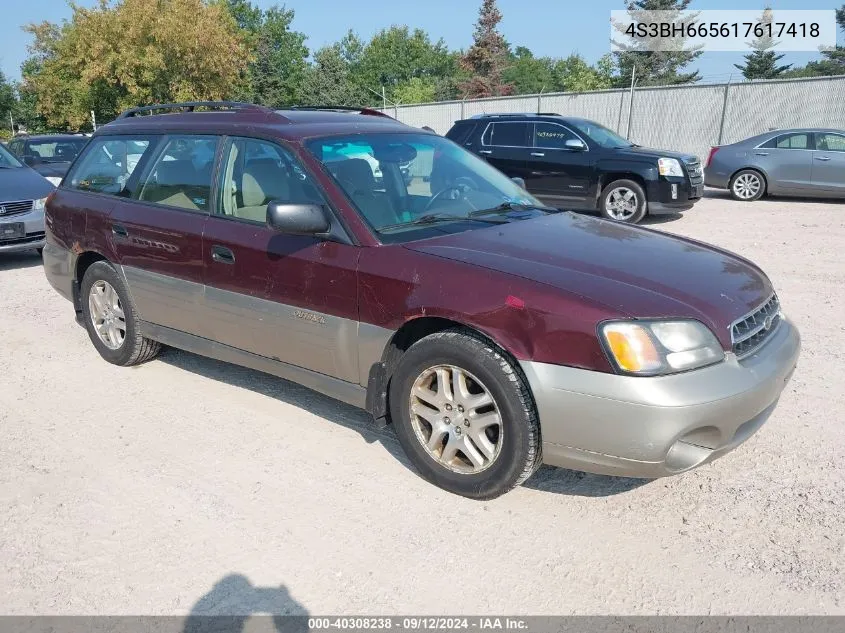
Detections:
[80, 261, 161, 366]
[730, 169, 765, 201]
[599, 179, 647, 223]
[389, 329, 541, 499]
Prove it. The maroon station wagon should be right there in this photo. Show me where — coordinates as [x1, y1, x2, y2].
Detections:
[43, 102, 801, 499]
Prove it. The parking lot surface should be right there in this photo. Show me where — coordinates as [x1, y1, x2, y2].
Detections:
[1, 191, 843, 615]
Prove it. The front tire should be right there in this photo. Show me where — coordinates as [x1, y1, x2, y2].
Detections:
[599, 179, 647, 223]
[730, 169, 765, 201]
[389, 329, 541, 499]
[80, 261, 161, 366]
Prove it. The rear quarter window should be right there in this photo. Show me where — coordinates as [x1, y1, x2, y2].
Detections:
[445, 122, 477, 145]
[67, 136, 157, 196]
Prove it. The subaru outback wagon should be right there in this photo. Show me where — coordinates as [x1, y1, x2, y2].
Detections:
[43, 102, 800, 499]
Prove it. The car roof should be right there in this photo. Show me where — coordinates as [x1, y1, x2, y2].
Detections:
[735, 128, 845, 145]
[95, 104, 412, 141]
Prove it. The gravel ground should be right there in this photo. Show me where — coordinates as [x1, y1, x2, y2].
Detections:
[0, 191, 843, 616]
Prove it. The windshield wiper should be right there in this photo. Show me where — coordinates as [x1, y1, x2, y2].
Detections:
[379, 212, 509, 233]
[468, 201, 560, 218]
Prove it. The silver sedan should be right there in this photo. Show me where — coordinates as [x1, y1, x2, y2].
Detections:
[704, 128, 845, 201]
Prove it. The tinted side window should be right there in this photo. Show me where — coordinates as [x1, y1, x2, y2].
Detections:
[816, 133, 845, 152]
[218, 138, 325, 224]
[67, 136, 155, 196]
[762, 133, 810, 150]
[446, 122, 477, 144]
[534, 123, 578, 149]
[138, 136, 218, 212]
[488, 122, 530, 147]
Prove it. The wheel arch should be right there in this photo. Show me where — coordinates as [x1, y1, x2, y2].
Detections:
[71, 250, 112, 320]
[364, 315, 524, 424]
[729, 166, 769, 192]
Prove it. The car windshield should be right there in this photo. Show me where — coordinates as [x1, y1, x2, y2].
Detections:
[0, 143, 23, 168]
[26, 138, 88, 163]
[568, 119, 633, 149]
[306, 132, 549, 242]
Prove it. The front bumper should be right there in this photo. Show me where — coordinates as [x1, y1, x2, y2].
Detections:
[0, 207, 45, 253]
[646, 178, 703, 214]
[521, 318, 801, 478]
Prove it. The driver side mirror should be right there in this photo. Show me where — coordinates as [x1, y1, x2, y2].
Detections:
[511, 177, 526, 189]
[565, 139, 587, 151]
[266, 202, 330, 235]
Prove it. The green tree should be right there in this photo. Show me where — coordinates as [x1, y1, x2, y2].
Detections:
[613, 0, 702, 86]
[502, 47, 557, 94]
[352, 26, 458, 104]
[300, 45, 367, 106]
[222, 1, 308, 106]
[0, 71, 16, 136]
[23, 0, 249, 129]
[393, 77, 438, 104]
[734, 8, 792, 80]
[459, 0, 514, 98]
[555, 54, 616, 91]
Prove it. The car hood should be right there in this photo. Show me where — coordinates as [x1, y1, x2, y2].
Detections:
[613, 145, 698, 163]
[402, 213, 772, 347]
[32, 162, 71, 178]
[0, 166, 55, 202]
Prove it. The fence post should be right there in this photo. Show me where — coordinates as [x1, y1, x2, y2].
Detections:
[717, 75, 733, 145]
[616, 90, 625, 133]
[625, 65, 636, 139]
[460, 99, 465, 120]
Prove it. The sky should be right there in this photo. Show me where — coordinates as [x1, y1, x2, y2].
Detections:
[1, 0, 841, 85]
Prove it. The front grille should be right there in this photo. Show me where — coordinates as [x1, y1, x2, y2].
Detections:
[684, 158, 704, 185]
[730, 294, 781, 358]
[0, 200, 34, 217]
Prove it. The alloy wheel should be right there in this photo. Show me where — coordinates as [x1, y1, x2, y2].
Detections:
[88, 280, 126, 350]
[733, 173, 762, 200]
[409, 364, 503, 474]
[605, 187, 639, 221]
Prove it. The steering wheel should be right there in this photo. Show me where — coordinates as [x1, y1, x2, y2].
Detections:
[423, 177, 480, 213]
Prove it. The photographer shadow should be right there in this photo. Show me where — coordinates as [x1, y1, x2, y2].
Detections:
[183, 574, 309, 633]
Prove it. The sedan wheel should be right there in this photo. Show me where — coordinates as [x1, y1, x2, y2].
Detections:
[731, 170, 765, 201]
[88, 280, 126, 350]
[409, 364, 503, 474]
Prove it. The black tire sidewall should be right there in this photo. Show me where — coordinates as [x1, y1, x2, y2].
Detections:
[600, 179, 647, 223]
[730, 169, 765, 201]
[80, 261, 140, 365]
[389, 332, 536, 499]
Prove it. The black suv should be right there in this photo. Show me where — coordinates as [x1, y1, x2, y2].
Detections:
[446, 113, 703, 224]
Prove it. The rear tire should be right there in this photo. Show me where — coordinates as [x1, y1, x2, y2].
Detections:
[389, 328, 541, 499]
[80, 261, 161, 366]
[730, 169, 765, 201]
[599, 179, 647, 223]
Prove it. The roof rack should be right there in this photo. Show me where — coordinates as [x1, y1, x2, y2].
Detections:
[116, 101, 275, 119]
[468, 112, 562, 119]
[286, 105, 393, 119]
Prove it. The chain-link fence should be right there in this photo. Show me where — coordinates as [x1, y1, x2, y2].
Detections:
[384, 75, 845, 161]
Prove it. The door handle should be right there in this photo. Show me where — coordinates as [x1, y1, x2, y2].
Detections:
[815, 156, 831, 161]
[530, 152, 545, 157]
[111, 223, 128, 237]
[479, 150, 492, 155]
[754, 152, 769, 156]
[211, 245, 235, 264]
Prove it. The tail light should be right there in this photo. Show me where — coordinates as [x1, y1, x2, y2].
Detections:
[705, 146, 720, 168]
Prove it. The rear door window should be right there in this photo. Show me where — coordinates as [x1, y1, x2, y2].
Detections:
[761, 133, 812, 150]
[137, 136, 219, 212]
[816, 133, 845, 152]
[485, 122, 531, 147]
[67, 136, 156, 196]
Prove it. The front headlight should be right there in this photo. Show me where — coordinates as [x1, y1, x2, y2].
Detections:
[45, 176, 62, 187]
[657, 157, 684, 177]
[600, 320, 724, 376]
[33, 197, 47, 211]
